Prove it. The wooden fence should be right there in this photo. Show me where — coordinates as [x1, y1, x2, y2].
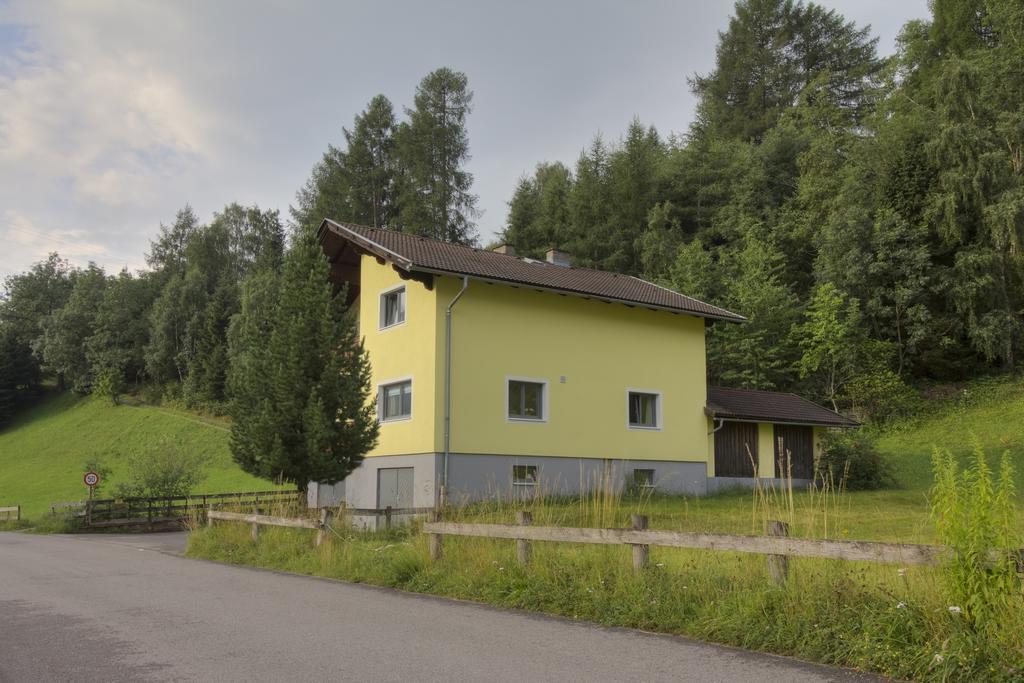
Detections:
[202, 508, 1023, 582]
[344, 505, 434, 530]
[52, 489, 300, 529]
[0, 505, 20, 522]
[208, 509, 333, 546]
[422, 514, 1023, 583]
[207, 505, 434, 543]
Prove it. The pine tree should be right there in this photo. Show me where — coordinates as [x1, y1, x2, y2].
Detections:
[709, 230, 801, 390]
[343, 95, 398, 228]
[689, 0, 881, 143]
[395, 68, 478, 243]
[227, 230, 378, 491]
[501, 162, 573, 257]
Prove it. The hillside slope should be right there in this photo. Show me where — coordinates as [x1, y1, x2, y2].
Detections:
[0, 393, 282, 519]
[876, 376, 1024, 490]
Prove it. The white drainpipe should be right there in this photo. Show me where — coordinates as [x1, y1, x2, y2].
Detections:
[442, 276, 470, 507]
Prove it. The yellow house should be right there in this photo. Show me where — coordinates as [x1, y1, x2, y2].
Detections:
[313, 219, 856, 509]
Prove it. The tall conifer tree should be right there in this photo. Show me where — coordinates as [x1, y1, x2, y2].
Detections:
[395, 68, 478, 244]
[227, 230, 378, 491]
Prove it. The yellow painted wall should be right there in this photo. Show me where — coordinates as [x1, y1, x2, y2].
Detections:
[359, 255, 439, 457]
[438, 275, 708, 461]
[757, 423, 776, 478]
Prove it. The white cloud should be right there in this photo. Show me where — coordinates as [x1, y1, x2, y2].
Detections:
[0, 0, 930, 281]
[0, 2, 215, 210]
[1, 209, 139, 274]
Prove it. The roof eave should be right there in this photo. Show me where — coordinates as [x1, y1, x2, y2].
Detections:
[320, 218, 746, 322]
[410, 264, 745, 321]
[704, 409, 858, 428]
[319, 219, 414, 271]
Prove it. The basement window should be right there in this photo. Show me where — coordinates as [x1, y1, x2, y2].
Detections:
[379, 380, 412, 422]
[513, 465, 538, 486]
[507, 378, 547, 421]
[627, 391, 660, 429]
[380, 286, 406, 329]
[633, 469, 655, 489]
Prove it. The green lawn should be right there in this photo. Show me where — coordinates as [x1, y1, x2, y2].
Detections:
[876, 376, 1024, 491]
[0, 392, 284, 520]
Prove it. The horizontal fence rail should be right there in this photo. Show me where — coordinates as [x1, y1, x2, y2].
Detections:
[0, 505, 20, 521]
[341, 505, 434, 531]
[422, 521, 947, 565]
[50, 489, 300, 529]
[208, 509, 331, 546]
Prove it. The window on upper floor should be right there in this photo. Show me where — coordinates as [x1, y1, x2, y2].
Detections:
[628, 391, 660, 429]
[507, 379, 546, 421]
[379, 379, 412, 422]
[380, 286, 406, 329]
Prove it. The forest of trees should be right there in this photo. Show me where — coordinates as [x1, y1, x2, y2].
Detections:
[1, 1, 1022, 441]
[503, 0, 1024, 415]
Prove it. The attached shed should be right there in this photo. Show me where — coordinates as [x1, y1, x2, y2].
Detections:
[705, 386, 858, 485]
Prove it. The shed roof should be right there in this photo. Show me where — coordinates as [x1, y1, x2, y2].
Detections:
[318, 219, 745, 322]
[706, 386, 858, 427]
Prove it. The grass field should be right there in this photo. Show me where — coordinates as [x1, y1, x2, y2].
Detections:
[877, 375, 1024, 492]
[0, 392, 284, 520]
[3, 377, 1022, 678]
[185, 375, 1024, 681]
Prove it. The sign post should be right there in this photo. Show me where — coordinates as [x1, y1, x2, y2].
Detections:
[84, 471, 100, 526]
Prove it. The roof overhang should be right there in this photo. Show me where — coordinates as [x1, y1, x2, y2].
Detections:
[318, 219, 745, 322]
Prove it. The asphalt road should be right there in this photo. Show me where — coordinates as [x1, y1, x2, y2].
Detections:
[0, 532, 883, 682]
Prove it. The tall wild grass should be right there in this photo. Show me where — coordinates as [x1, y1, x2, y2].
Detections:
[188, 447, 1024, 682]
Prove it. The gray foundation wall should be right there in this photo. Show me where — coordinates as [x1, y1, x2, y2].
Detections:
[308, 454, 812, 510]
[444, 453, 708, 503]
[311, 453, 709, 509]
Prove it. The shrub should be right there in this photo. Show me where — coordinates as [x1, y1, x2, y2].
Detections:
[113, 439, 209, 499]
[92, 367, 123, 405]
[846, 367, 921, 424]
[816, 430, 892, 490]
[930, 443, 1021, 643]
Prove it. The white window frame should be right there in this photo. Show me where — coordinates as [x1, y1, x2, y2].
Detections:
[626, 388, 662, 431]
[512, 464, 539, 487]
[505, 375, 549, 423]
[378, 284, 407, 331]
[633, 468, 656, 489]
[378, 376, 413, 423]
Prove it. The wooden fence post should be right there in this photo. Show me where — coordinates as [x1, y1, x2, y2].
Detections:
[385, 505, 393, 531]
[250, 522, 260, 542]
[316, 509, 333, 547]
[428, 511, 443, 562]
[516, 511, 533, 565]
[767, 520, 789, 584]
[631, 514, 649, 572]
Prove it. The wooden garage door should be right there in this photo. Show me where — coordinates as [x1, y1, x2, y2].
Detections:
[773, 425, 814, 480]
[714, 421, 759, 478]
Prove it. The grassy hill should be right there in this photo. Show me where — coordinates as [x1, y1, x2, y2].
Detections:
[0, 392, 284, 520]
[3, 376, 1023, 528]
[876, 375, 1024, 491]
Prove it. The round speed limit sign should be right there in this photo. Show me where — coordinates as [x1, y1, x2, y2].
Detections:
[84, 471, 100, 487]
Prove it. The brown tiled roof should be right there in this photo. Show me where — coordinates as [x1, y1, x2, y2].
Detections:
[706, 386, 858, 427]
[318, 219, 745, 321]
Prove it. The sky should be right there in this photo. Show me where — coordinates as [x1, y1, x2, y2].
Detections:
[0, 0, 929, 281]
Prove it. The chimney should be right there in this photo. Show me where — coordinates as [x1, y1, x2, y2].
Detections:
[492, 244, 516, 256]
[545, 249, 571, 267]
